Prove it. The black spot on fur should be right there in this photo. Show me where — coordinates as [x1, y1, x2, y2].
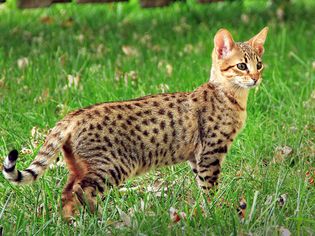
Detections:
[16, 170, 23, 182]
[97, 124, 103, 130]
[117, 114, 123, 120]
[135, 111, 142, 117]
[167, 111, 173, 119]
[144, 110, 152, 115]
[160, 121, 166, 130]
[4, 165, 15, 172]
[25, 169, 38, 180]
[163, 133, 168, 143]
[150, 137, 156, 144]
[158, 109, 165, 115]
[153, 101, 159, 107]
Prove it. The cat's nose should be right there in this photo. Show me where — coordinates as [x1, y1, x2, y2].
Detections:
[251, 74, 260, 84]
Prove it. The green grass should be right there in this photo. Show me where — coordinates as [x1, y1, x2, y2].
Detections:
[0, 0, 314, 235]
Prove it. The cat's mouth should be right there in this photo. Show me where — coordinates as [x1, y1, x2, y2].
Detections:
[233, 77, 260, 89]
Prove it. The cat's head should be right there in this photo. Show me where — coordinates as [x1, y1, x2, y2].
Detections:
[211, 27, 268, 89]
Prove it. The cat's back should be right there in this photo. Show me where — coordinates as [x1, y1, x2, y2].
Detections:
[60, 91, 196, 159]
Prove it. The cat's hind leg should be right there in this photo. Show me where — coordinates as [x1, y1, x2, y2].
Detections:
[61, 174, 78, 220]
[61, 138, 88, 220]
[72, 170, 114, 215]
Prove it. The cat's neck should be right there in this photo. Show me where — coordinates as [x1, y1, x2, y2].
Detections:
[210, 66, 249, 110]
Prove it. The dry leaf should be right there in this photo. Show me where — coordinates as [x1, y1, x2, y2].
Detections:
[241, 14, 249, 24]
[122, 45, 139, 57]
[303, 90, 315, 109]
[183, 44, 193, 54]
[115, 69, 123, 82]
[32, 35, 43, 44]
[146, 178, 168, 197]
[274, 146, 293, 163]
[17, 57, 29, 70]
[151, 44, 161, 52]
[126, 71, 137, 81]
[50, 156, 66, 169]
[40, 16, 54, 25]
[0, 78, 5, 88]
[61, 17, 74, 28]
[31, 126, 40, 138]
[36, 89, 49, 103]
[277, 194, 287, 207]
[279, 226, 291, 236]
[56, 104, 70, 117]
[169, 207, 181, 223]
[158, 61, 173, 77]
[21, 147, 33, 155]
[305, 168, 315, 186]
[30, 126, 47, 148]
[139, 34, 152, 46]
[36, 203, 45, 216]
[165, 64, 173, 76]
[169, 207, 186, 223]
[179, 211, 187, 220]
[67, 74, 80, 88]
[140, 198, 145, 211]
[119, 186, 141, 192]
[276, 7, 285, 21]
[96, 44, 106, 57]
[75, 34, 84, 43]
[122, 71, 138, 87]
[238, 197, 247, 222]
[276, 146, 293, 156]
[265, 195, 273, 205]
[157, 84, 170, 93]
[59, 54, 67, 66]
[116, 207, 132, 227]
[172, 18, 191, 34]
[289, 126, 298, 133]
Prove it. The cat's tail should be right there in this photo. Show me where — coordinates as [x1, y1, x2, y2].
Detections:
[2, 119, 75, 185]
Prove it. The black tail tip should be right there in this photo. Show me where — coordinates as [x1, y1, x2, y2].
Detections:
[8, 150, 19, 162]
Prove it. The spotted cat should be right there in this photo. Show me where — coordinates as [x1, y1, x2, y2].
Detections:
[3, 27, 268, 219]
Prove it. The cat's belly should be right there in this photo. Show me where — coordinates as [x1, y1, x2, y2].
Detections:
[133, 142, 198, 176]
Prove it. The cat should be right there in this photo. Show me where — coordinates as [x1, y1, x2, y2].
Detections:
[3, 27, 268, 219]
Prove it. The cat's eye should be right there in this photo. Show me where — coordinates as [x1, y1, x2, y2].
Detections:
[237, 63, 247, 70]
[257, 62, 263, 70]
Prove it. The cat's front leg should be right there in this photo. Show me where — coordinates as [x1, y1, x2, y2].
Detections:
[195, 147, 227, 192]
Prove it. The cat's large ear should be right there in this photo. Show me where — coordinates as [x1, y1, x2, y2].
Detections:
[247, 27, 269, 56]
[214, 29, 235, 59]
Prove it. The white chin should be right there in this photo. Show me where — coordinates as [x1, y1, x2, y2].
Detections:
[234, 78, 260, 89]
[234, 82, 255, 89]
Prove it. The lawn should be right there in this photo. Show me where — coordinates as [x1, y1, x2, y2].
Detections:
[0, 0, 314, 235]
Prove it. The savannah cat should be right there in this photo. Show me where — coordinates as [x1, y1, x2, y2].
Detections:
[3, 27, 268, 219]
